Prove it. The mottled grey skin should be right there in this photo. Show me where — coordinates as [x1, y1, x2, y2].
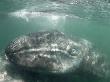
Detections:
[5, 30, 107, 77]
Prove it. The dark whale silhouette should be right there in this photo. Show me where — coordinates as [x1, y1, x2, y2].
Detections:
[5, 30, 107, 77]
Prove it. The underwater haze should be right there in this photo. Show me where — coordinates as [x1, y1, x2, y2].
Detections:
[0, 0, 110, 82]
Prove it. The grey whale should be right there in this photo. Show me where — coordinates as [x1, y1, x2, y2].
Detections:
[5, 30, 107, 77]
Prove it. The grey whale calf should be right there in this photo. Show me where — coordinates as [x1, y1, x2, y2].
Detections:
[5, 30, 107, 77]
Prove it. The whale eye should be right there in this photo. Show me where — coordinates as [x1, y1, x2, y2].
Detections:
[69, 47, 80, 56]
[72, 49, 77, 54]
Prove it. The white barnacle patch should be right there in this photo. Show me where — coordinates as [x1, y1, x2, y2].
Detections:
[43, 54, 51, 58]
[38, 36, 42, 40]
[92, 61, 96, 65]
[52, 60, 73, 73]
[52, 63, 61, 73]
[51, 43, 58, 47]
[61, 63, 72, 72]
[73, 41, 80, 46]
[66, 45, 71, 50]
[43, 33, 50, 37]
[86, 56, 90, 61]
[60, 59, 79, 73]
[0, 71, 7, 81]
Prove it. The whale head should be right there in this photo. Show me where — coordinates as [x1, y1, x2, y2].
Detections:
[5, 31, 90, 74]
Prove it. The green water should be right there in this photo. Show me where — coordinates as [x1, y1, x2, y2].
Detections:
[0, 0, 110, 82]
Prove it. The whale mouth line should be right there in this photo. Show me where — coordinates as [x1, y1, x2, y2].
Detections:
[12, 48, 68, 55]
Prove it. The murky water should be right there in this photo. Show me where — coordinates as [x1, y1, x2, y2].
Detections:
[0, 0, 110, 82]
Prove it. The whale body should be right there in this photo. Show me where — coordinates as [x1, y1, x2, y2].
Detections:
[5, 30, 107, 77]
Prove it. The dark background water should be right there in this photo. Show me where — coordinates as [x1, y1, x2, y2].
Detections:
[0, 0, 110, 82]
